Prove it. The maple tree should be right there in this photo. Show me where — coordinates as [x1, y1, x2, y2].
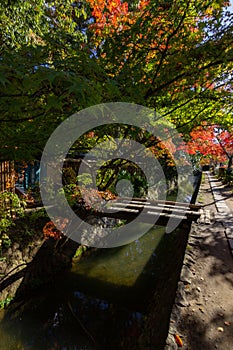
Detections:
[0, 0, 109, 160]
[88, 0, 233, 129]
[43, 217, 69, 240]
[0, 0, 232, 162]
[187, 124, 233, 169]
[83, 0, 233, 187]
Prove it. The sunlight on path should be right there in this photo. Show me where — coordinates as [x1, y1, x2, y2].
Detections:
[207, 172, 233, 257]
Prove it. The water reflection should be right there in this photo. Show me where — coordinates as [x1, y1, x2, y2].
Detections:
[71, 225, 164, 289]
[0, 225, 167, 349]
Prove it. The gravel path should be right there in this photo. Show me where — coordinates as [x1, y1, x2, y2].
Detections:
[166, 172, 233, 350]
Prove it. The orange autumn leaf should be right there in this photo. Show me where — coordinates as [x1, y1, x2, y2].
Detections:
[174, 334, 183, 347]
[43, 218, 68, 240]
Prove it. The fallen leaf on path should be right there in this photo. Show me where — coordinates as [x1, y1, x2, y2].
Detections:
[174, 334, 183, 347]
[217, 327, 224, 332]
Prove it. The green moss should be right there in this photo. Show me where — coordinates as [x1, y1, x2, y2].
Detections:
[0, 296, 14, 310]
[73, 245, 87, 260]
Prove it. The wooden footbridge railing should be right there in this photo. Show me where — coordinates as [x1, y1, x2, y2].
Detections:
[94, 197, 202, 227]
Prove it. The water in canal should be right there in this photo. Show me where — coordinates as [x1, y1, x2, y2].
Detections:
[0, 224, 183, 350]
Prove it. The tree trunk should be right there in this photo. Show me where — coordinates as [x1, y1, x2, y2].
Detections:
[227, 155, 233, 170]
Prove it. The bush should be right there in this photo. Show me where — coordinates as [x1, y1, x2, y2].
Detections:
[218, 167, 233, 185]
[0, 191, 25, 251]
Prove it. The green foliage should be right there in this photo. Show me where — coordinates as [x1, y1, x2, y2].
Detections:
[73, 245, 87, 260]
[217, 167, 233, 185]
[0, 192, 48, 251]
[0, 233, 12, 249]
[63, 167, 77, 185]
[26, 208, 48, 223]
[0, 192, 25, 250]
[76, 173, 93, 187]
[27, 183, 42, 204]
[116, 168, 148, 197]
[0, 46, 108, 160]
[0, 296, 13, 310]
[0, 0, 232, 161]
[93, 0, 233, 130]
[61, 183, 79, 207]
[0, 208, 48, 256]
[1, 192, 25, 219]
[0, 1, 111, 160]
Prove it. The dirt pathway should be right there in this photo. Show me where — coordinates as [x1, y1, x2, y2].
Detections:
[166, 172, 233, 350]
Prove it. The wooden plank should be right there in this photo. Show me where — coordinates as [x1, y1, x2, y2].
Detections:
[107, 201, 191, 214]
[146, 210, 200, 220]
[107, 206, 140, 214]
[118, 198, 190, 208]
[107, 202, 199, 215]
[117, 196, 201, 210]
[75, 195, 201, 227]
[106, 205, 200, 219]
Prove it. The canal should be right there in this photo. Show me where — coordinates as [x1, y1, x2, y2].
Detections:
[0, 221, 189, 350]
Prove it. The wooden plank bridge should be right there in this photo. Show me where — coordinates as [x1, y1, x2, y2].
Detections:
[94, 197, 202, 227]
